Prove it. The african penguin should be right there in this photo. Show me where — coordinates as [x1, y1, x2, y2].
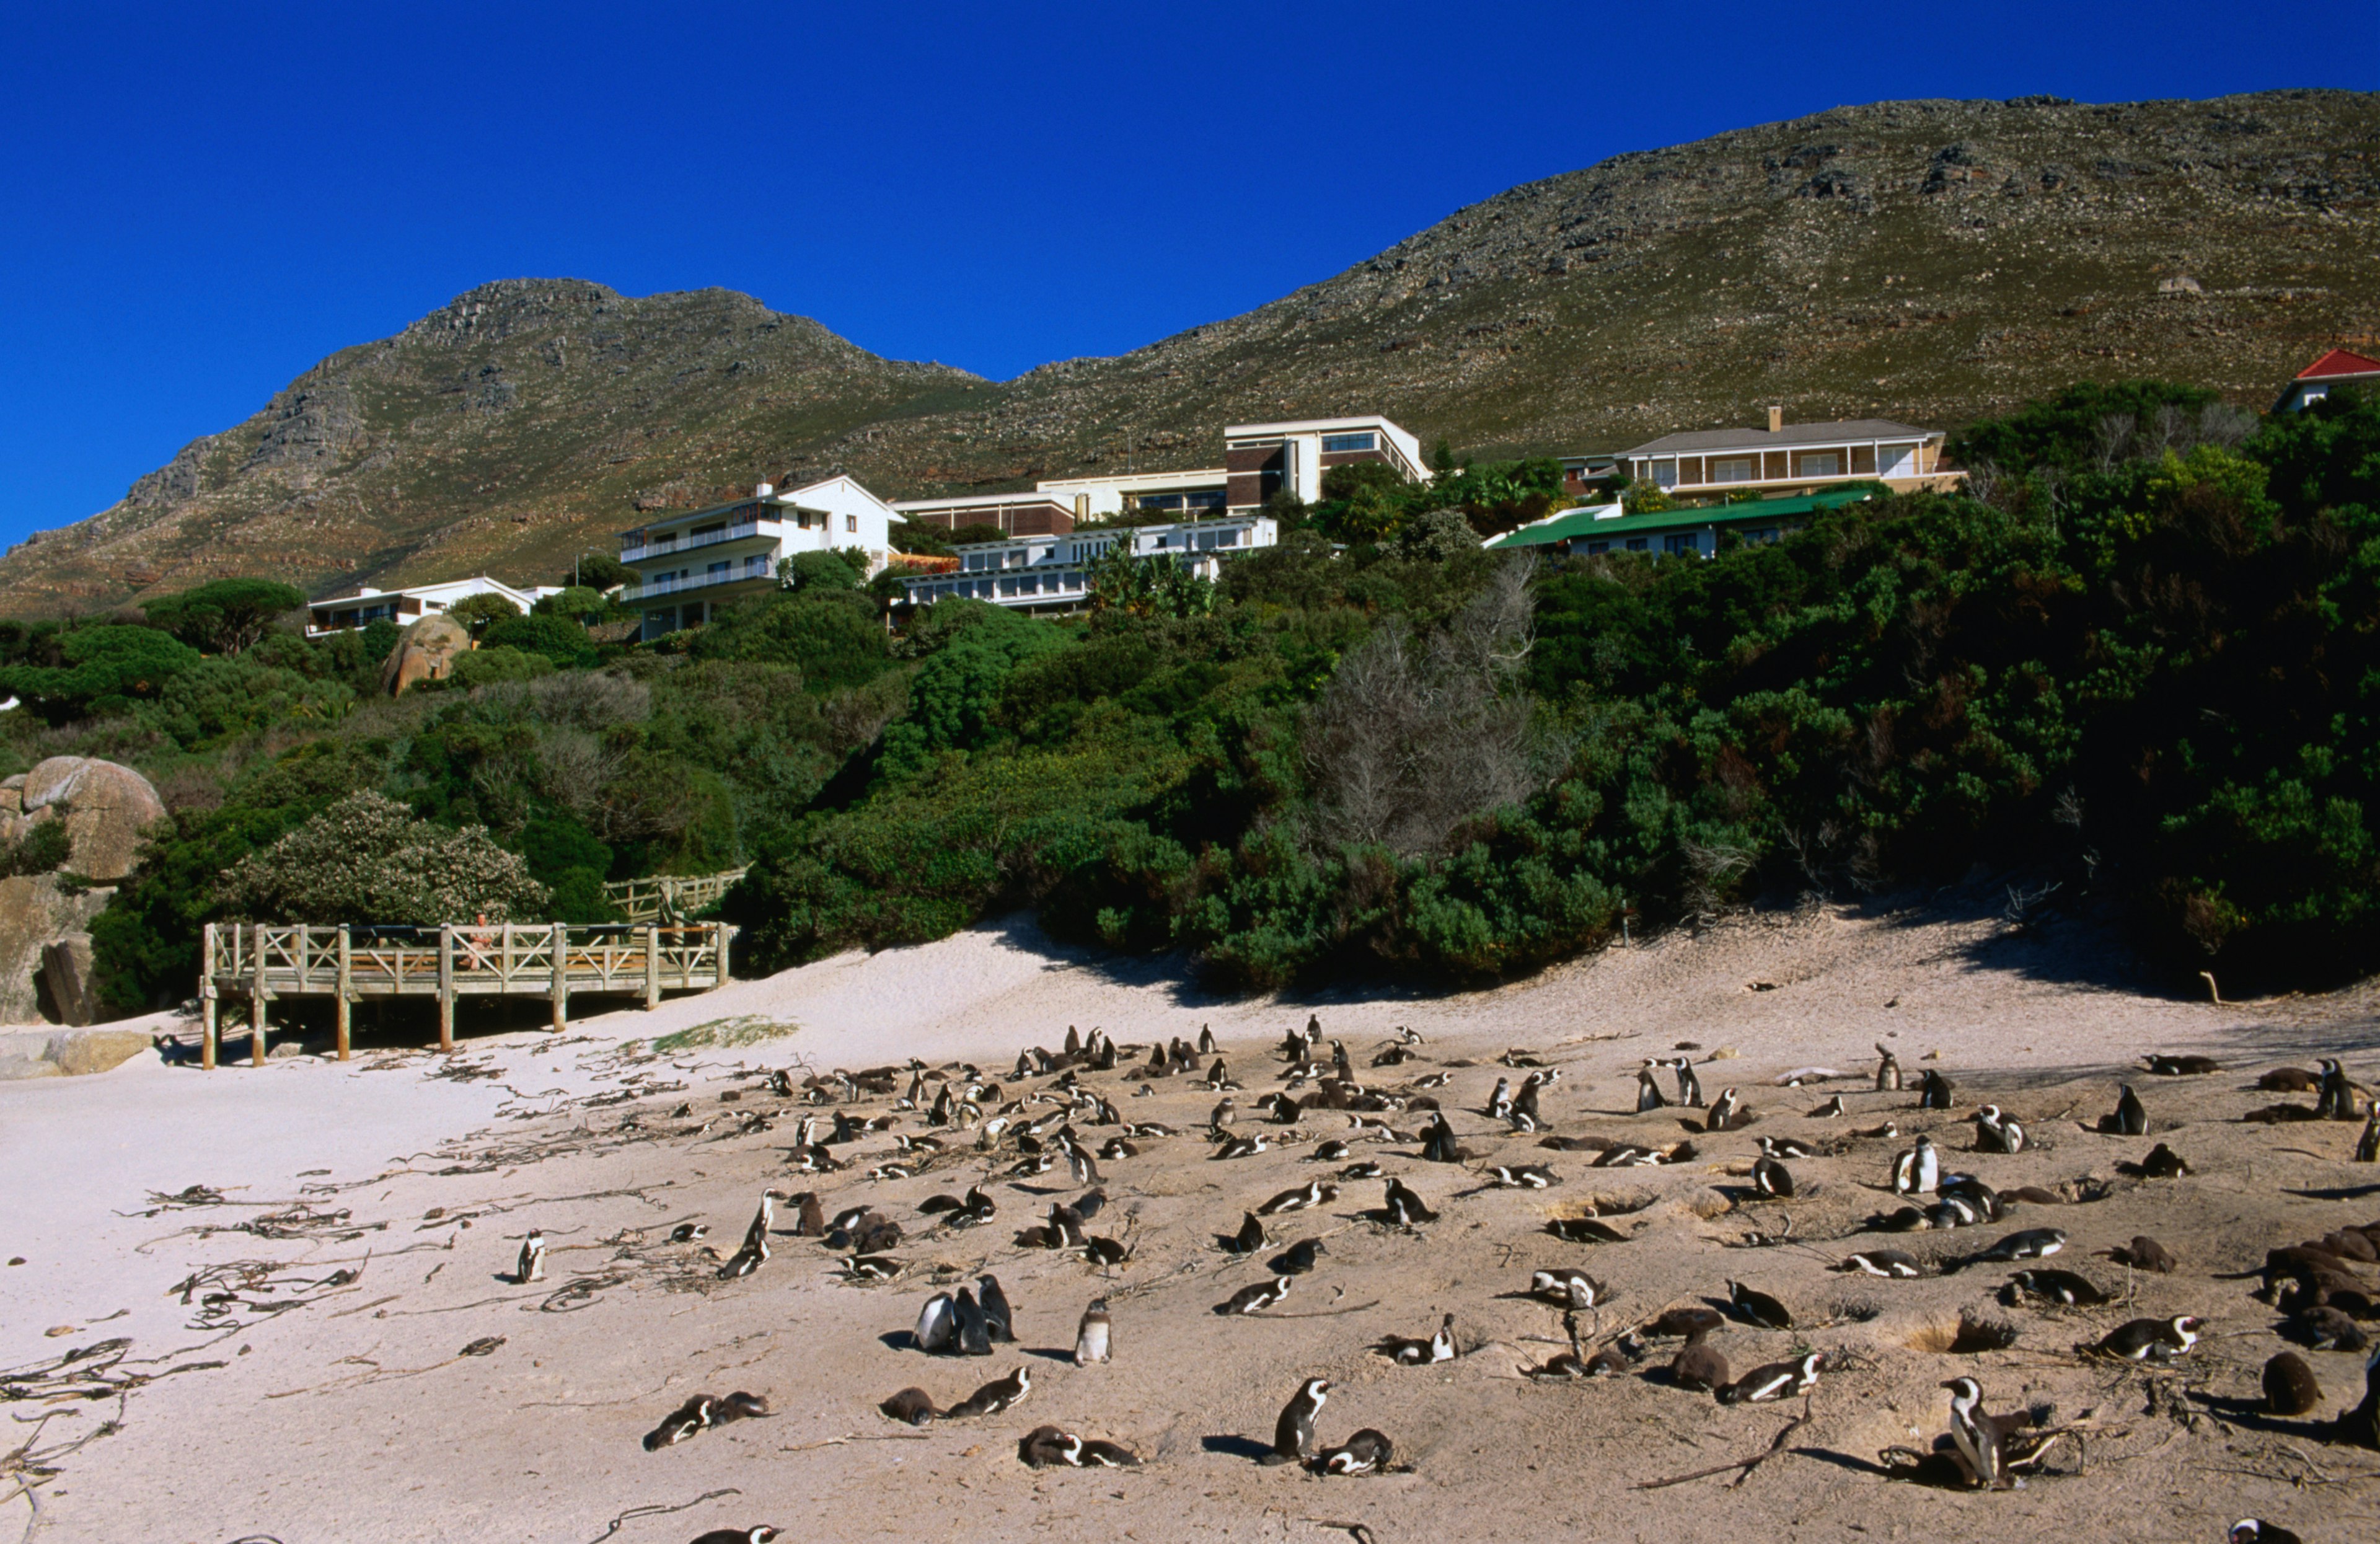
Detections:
[688, 1529, 781, 1544]
[1216, 1276, 1293, 1315]
[1017, 1425, 1077, 1468]
[1265, 1378, 1330, 1464]
[515, 1228, 546, 1285]
[1719, 1351, 1822, 1405]
[1668, 1331, 1729, 1393]
[1317, 1428, 1395, 1475]
[1258, 1180, 1334, 1215]
[1075, 1300, 1113, 1365]
[914, 1292, 956, 1354]
[1974, 1104, 2027, 1153]
[1836, 1250, 1924, 1279]
[1727, 1280, 1793, 1330]
[1273, 1238, 1326, 1274]
[1378, 1313, 1457, 1365]
[1750, 1154, 1794, 1198]
[1635, 1063, 1667, 1113]
[2005, 1268, 2107, 1306]
[1810, 1092, 1846, 1119]
[976, 1275, 1016, 1343]
[1531, 1269, 1603, 1308]
[642, 1394, 714, 1450]
[1672, 1056, 1704, 1108]
[1222, 1211, 1269, 1255]
[2110, 1083, 2148, 1136]
[2229, 1524, 2305, 1544]
[1918, 1067, 1954, 1110]
[2317, 1058, 2357, 1121]
[952, 1287, 993, 1356]
[2095, 1314, 2202, 1362]
[1382, 1177, 1438, 1225]
[1890, 1134, 1941, 1195]
[2262, 1351, 2322, 1416]
[1941, 1377, 2016, 1490]
[949, 1365, 1031, 1418]
[1486, 1077, 1514, 1120]
[1874, 1043, 1902, 1092]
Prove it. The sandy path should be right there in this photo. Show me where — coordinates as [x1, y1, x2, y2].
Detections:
[4, 895, 2378, 1543]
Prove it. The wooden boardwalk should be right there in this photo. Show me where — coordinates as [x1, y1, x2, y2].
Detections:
[600, 868, 748, 923]
[198, 920, 736, 1069]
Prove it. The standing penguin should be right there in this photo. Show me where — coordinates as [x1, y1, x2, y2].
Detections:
[1890, 1134, 1941, 1195]
[1705, 1087, 1741, 1132]
[1266, 1378, 1330, 1465]
[1074, 1299, 1113, 1366]
[1672, 1056, 1704, 1108]
[1198, 1024, 1217, 1056]
[1918, 1068, 1955, 1110]
[952, 1287, 994, 1356]
[2112, 1084, 2148, 1136]
[1974, 1105, 2027, 1154]
[915, 1292, 956, 1354]
[1874, 1043, 1902, 1092]
[977, 1275, 1016, 1343]
[1635, 1062, 1668, 1113]
[1486, 1078, 1514, 1121]
[1941, 1377, 2017, 1490]
[2317, 1058, 2358, 1121]
[1510, 1074, 1544, 1132]
[1382, 1177, 1438, 1225]
[515, 1228, 546, 1285]
[2358, 1111, 2380, 1163]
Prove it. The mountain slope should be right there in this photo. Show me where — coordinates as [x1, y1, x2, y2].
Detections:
[6, 89, 2375, 614]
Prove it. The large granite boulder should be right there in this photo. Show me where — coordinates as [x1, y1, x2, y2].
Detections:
[0, 1027, 154, 1079]
[40, 932, 99, 1026]
[9, 756, 168, 881]
[0, 875, 112, 1024]
[380, 612, 474, 695]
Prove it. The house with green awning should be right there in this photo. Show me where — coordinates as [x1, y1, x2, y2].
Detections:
[1483, 486, 1880, 558]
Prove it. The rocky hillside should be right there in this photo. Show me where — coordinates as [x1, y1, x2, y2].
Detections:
[6, 89, 2376, 613]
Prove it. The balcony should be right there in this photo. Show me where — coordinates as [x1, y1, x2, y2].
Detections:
[620, 519, 770, 564]
[624, 558, 776, 602]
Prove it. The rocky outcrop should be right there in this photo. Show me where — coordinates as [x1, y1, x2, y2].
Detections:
[9, 756, 169, 881]
[40, 933, 99, 1026]
[0, 1027, 154, 1079]
[0, 875, 113, 1024]
[380, 612, 473, 694]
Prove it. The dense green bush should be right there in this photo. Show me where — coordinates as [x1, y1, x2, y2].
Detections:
[35, 377, 2380, 1016]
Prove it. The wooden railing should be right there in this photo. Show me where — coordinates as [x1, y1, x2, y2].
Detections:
[198, 920, 736, 1069]
[601, 868, 749, 922]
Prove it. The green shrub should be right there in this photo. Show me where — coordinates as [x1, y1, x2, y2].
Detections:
[0, 819, 72, 878]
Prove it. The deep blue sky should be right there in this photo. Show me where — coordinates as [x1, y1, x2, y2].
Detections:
[1, 2, 2371, 542]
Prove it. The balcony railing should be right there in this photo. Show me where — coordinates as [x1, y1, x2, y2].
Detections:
[624, 560, 775, 602]
[621, 519, 767, 564]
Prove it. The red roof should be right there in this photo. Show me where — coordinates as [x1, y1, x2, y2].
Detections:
[2296, 348, 2380, 381]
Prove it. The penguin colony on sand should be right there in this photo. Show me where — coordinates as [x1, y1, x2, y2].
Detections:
[522, 1022, 2380, 1541]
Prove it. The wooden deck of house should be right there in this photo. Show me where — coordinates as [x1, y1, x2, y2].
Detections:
[198, 920, 736, 1069]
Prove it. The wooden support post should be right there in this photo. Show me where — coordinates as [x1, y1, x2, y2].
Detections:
[250, 923, 268, 1067]
[335, 925, 353, 1062]
[438, 924, 456, 1052]
[710, 921, 729, 992]
[549, 922, 568, 1031]
[200, 924, 218, 1070]
[643, 924, 661, 1010]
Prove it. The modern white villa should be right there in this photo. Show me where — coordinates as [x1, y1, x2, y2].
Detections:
[306, 575, 560, 636]
[621, 475, 899, 641]
[896, 514, 1279, 612]
[1615, 408, 1958, 500]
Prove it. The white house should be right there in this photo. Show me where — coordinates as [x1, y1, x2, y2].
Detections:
[897, 514, 1277, 612]
[1225, 415, 1427, 510]
[621, 475, 899, 641]
[306, 575, 562, 637]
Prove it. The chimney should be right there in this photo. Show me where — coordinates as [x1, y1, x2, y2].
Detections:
[1766, 406, 1783, 433]
[755, 481, 775, 498]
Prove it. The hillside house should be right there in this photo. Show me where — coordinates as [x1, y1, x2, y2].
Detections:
[622, 475, 898, 641]
[1225, 415, 1426, 511]
[306, 575, 559, 636]
[1484, 487, 1877, 558]
[1614, 409, 1956, 501]
[890, 493, 1078, 537]
[897, 515, 1277, 613]
[2275, 348, 2380, 413]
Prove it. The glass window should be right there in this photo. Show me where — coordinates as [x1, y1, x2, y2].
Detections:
[1137, 493, 1184, 511]
[1799, 452, 1840, 477]
[1322, 432, 1376, 452]
[1652, 459, 1678, 488]
[847, 514, 858, 532]
[1625, 537, 1649, 552]
[1185, 490, 1225, 510]
[1664, 532, 1699, 555]
[1712, 458, 1753, 483]
[1585, 541, 1611, 555]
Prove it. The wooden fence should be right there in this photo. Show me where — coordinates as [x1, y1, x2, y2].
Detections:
[198, 920, 736, 1069]
[601, 868, 749, 922]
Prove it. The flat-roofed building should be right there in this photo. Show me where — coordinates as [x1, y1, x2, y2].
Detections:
[897, 514, 1277, 613]
[1033, 468, 1231, 523]
[622, 475, 897, 641]
[889, 493, 1078, 537]
[306, 575, 559, 637]
[1223, 415, 1426, 511]
[1616, 408, 1955, 501]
